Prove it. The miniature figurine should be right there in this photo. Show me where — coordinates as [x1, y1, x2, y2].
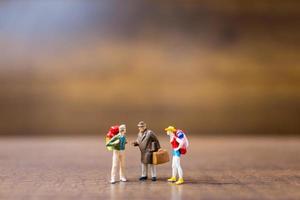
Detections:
[164, 126, 189, 185]
[132, 121, 161, 181]
[106, 124, 127, 184]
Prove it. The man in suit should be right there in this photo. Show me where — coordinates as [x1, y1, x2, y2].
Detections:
[132, 121, 161, 181]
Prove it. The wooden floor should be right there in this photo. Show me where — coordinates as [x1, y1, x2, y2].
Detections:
[0, 136, 299, 200]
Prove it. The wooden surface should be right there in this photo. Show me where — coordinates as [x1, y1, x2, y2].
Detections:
[0, 136, 299, 200]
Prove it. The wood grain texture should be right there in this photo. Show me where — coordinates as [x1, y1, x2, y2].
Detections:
[0, 136, 299, 200]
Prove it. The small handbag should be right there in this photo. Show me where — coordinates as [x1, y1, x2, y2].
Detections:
[153, 149, 170, 165]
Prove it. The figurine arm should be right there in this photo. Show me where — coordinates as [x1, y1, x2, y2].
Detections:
[174, 136, 184, 151]
[154, 135, 161, 150]
[106, 135, 119, 147]
[149, 132, 161, 151]
[132, 132, 143, 146]
[132, 138, 139, 146]
[133, 141, 139, 146]
[111, 140, 120, 145]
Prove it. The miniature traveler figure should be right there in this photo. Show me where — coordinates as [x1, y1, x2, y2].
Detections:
[106, 124, 127, 184]
[132, 121, 161, 181]
[164, 126, 189, 185]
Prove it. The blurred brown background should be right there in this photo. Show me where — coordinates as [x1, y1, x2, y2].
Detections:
[0, 0, 299, 136]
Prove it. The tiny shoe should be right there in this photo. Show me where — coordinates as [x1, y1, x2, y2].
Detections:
[139, 176, 148, 181]
[167, 176, 176, 182]
[120, 177, 127, 182]
[175, 178, 184, 185]
[151, 177, 157, 181]
[110, 179, 116, 184]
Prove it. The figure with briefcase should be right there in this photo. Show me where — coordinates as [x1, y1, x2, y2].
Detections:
[132, 121, 168, 182]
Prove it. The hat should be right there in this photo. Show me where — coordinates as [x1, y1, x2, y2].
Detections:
[119, 124, 126, 131]
[164, 126, 176, 132]
[137, 121, 146, 127]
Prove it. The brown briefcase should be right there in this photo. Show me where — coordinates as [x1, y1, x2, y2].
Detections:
[153, 149, 170, 165]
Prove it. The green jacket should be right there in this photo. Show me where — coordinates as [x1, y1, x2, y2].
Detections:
[106, 133, 127, 151]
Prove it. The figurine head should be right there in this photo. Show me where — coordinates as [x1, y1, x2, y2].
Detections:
[119, 124, 126, 135]
[137, 121, 147, 132]
[164, 126, 176, 136]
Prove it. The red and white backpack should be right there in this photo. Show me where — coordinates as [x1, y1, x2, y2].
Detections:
[175, 129, 189, 155]
[105, 125, 119, 151]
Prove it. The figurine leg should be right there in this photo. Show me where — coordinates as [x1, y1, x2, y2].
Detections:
[119, 150, 127, 182]
[174, 156, 184, 185]
[111, 150, 119, 183]
[168, 156, 177, 182]
[150, 164, 156, 181]
[176, 156, 183, 179]
[172, 156, 177, 178]
[141, 163, 148, 177]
